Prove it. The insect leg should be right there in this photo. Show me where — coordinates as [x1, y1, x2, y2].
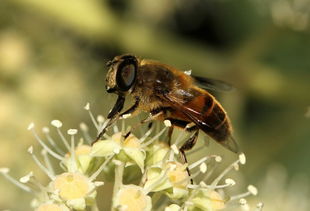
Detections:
[179, 129, 199, 184]
[122, 108, 165, 138]
[140, 110, 165, 124]
[167, 127, 174, 146]
[120, 97, 140, 117]
[107, 95, 125, 119]
[92, 95, 125, 144]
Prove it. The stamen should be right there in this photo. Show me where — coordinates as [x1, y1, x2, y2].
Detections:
[247, 185, 258, 195]
[196, 179, 234, 190]
[0, 167, 9, 174]
[139, 126, 153, 143]
[256, 202, 264, 211]
[42, 127, 64, 155]
[94, 181, 104, 187]
[84, 103, 99, 130]
[28, 126, 63, 160]
[210, 159, 240, 187]
[0, 168, 32, 192]
[144, 167, 170, 194]
[187, 184, 200, 189]
[98, 119, 110, 135]
[19, 171, 34, 183]
[170, 144, 179, 155]
[51, 120, 62, 128]
[84, 102, 90, 110]
[28, 146, 55, 180]
[230, 191, 251, 201]
[89, 155, 113, 181]
[199, 162, 207, 173]
[225, 178, 236, 186]
[201, 160, 220, 181]
[97, 115, 105, 125]
[168, 149, 175, 161]
[27, 176, 49, 193]
[68, 129, 77, 172]
[67, 129, 78, 135]
[113, 125, 119, 133]
[79, 122, 92, 144]
[174, 127, 188, 146]
[233, 163, 239, 171]
[188, 155, 217, 170]
[27, 122, 35, 130]
[208, 183, 234, 189]
[239, 153, 246, 165]
[239, 198, 250, 211]
[141, 127, 166, 148]
[164, 120, 172, 127]
[41, 150, 55, 176]
[186, 170, 201, 182]
[51, 120, 71, 151]
[215, 156, 222, 162]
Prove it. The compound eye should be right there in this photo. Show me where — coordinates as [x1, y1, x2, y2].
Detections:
[116, 62, 136, 91]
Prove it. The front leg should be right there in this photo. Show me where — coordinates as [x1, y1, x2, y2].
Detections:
[120, 97, 140, 118]
[92, 95, 125, 144]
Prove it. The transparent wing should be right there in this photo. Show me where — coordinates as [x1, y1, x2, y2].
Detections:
[193, 75, 234, 92]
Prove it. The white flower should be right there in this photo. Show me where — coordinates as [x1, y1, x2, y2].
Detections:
[187, 188, 225, 211]
[91, 132, 146, 172]
[144, 160, 190, 199]
[1, 103, 263, 211]
[50, 172, 97, 210]
[114, 185, 152, 211]
[63, 144, 93, 174]
[146, 142, 170, 167]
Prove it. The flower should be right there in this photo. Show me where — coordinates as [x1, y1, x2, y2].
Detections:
[1, 103, 263, 211]
[114, 185, 152, 211]
[144, 160, 190, 199]
[63, 144, 92, 174]
[187, 188, 225, 210]
[50, 172, 97, 210]
[146, 142, 170, 167]
[91, 132, 146, 172]
[36, 202, 70, 211]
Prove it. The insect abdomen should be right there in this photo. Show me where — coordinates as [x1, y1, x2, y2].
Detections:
[184, 91, 231, 142]
[204, 99, 231, 142]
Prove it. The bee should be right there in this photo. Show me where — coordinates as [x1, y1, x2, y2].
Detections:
[96, 54, 239, 158]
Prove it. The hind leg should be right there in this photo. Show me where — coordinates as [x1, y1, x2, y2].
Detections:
[165, 118, 199, 183]
[179, 129, 199, 184]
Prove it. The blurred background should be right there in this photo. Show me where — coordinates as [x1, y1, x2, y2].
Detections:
[0, 0, 309, 210]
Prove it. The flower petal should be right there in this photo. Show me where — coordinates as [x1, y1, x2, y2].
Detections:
[66, 198, 86, 210]
[90, 140, 120, 157]
[123, 148, 146, 173]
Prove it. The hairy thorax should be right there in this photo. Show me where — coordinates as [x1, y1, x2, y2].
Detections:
[131, 63, 177, 112]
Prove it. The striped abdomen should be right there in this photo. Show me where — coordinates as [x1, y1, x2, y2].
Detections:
[180, 88, 232, 143]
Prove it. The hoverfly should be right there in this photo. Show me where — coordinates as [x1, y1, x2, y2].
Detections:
[95, 54, 239, 161]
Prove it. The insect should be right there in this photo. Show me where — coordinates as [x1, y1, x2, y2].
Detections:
[95, 54, 239, 161]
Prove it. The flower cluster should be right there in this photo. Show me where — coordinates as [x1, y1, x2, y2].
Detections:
[1, 103, 263, 210]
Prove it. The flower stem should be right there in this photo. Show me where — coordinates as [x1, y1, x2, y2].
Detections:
[111, 161, 125, 210]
